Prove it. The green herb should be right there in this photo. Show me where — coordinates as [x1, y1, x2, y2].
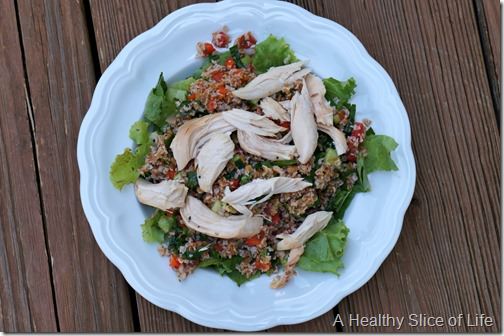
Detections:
[239, 174, 252, 185]
[232, 154, 245, 169]
[143, 73, 176, 128]
[186, 171, 199, 190]
[229, 45, 245, 68]
[271, 159, 298, 167]
[252, 34, 298, 73]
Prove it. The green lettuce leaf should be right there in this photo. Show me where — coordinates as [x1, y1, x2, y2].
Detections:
[167, 77, 196, 101]
[141, 210, 165, 244]
[323, 77, 357, 110]
[144, 73, 186, 129]
[109, 148, 143, 190]
[362, 134, 399, 173]
[253, 35, 298, 73]
[144, 73, 174, 128]
[109, 120, 150, 189]
[298, 218, 349, 274]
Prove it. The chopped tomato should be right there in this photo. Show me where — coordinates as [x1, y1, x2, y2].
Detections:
[212, 30, 230, 48]
[225, 57, 235, 69]
[270, 213, 281, 225]
[187, 93, 197, 101]
[245, 232, 264, 246]
[211, 70, 224, 81]
[351, 122, 366, 138]
[197, 42, 216, 57]
[236, 32, 257, 49]
[165, 168, 176, 180]
[207, 99, 217, 112]
[217, 85, 228, 96]
[255, 260, 271, 272]
[229, 178, 240, 190]
[279, 121, 291, 129]
[170, 255, 181, 269]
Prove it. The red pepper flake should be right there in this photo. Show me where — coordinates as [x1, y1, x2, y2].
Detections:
[196, 42, 216, 57]
[212, 28, 230, 48]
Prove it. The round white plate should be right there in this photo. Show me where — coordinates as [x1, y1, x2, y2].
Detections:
[77, 0, 416, 331]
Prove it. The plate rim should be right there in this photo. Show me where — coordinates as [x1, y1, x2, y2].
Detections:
[77, 0, 416, 331]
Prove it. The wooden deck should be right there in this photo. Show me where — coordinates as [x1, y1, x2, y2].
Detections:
[0, 0, 500, 332]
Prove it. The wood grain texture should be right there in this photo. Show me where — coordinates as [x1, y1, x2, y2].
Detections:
[88, 0, 336, 332]
[475, 0, 500, 120]
[288, 0, 500, 332]
[15, 0, 134, 331]
[0, 0, 57, 331]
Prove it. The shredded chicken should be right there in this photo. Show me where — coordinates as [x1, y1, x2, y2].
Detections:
[305, 73, 334, 126]
[134, 179, 188, 210]
[270, 246, 304, 288]
[318, 123, 348, 155]
[232, 61, 306, 100]
[276, 211, 333, 250]
[195, 133, 235, 193]
[259, 97, 290, 122]
[222, 108, 286, 137]
[290, 79, 318, 164]
[222, 177, 312, 215]
[180, 196, 263, 239]
[237, 130, 297, 161]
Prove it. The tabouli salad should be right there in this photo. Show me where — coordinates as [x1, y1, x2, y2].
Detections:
[110, 28, 398, 288]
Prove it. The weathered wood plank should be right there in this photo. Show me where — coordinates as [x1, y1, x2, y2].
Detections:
[16, 0, 134, 331]
[88, 0, 336, 331]
[291, 0, 500, 332]
[0, 0, 58, 331]
[475, 0, 500, 121]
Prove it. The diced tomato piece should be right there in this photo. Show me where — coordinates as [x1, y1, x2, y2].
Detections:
[352, 122, 366, 138]
[270, 213, 281, 225]
[211, 70, 224, 81]
[187, 93, 197, 101]
[225, 57, 235, 69]
[217, 85, 228, 96]
[170, 255, 181, 269]
[212, 30, 230, 48]
[166, 168, 176, 180]
[207, 99, 217, 112]
[229, 178, 240, 190]
[279, 121, 291, 129]
[197, 42, 216, 57]
[236, 32, 257, 49]
[255, 260, 271, 272]
[245, 232, 264, 246]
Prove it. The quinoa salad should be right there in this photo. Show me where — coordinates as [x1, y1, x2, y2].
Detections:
[110, 28, 399, 288]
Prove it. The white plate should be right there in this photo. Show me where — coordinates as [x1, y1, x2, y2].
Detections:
[77, 0, 416, 331]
